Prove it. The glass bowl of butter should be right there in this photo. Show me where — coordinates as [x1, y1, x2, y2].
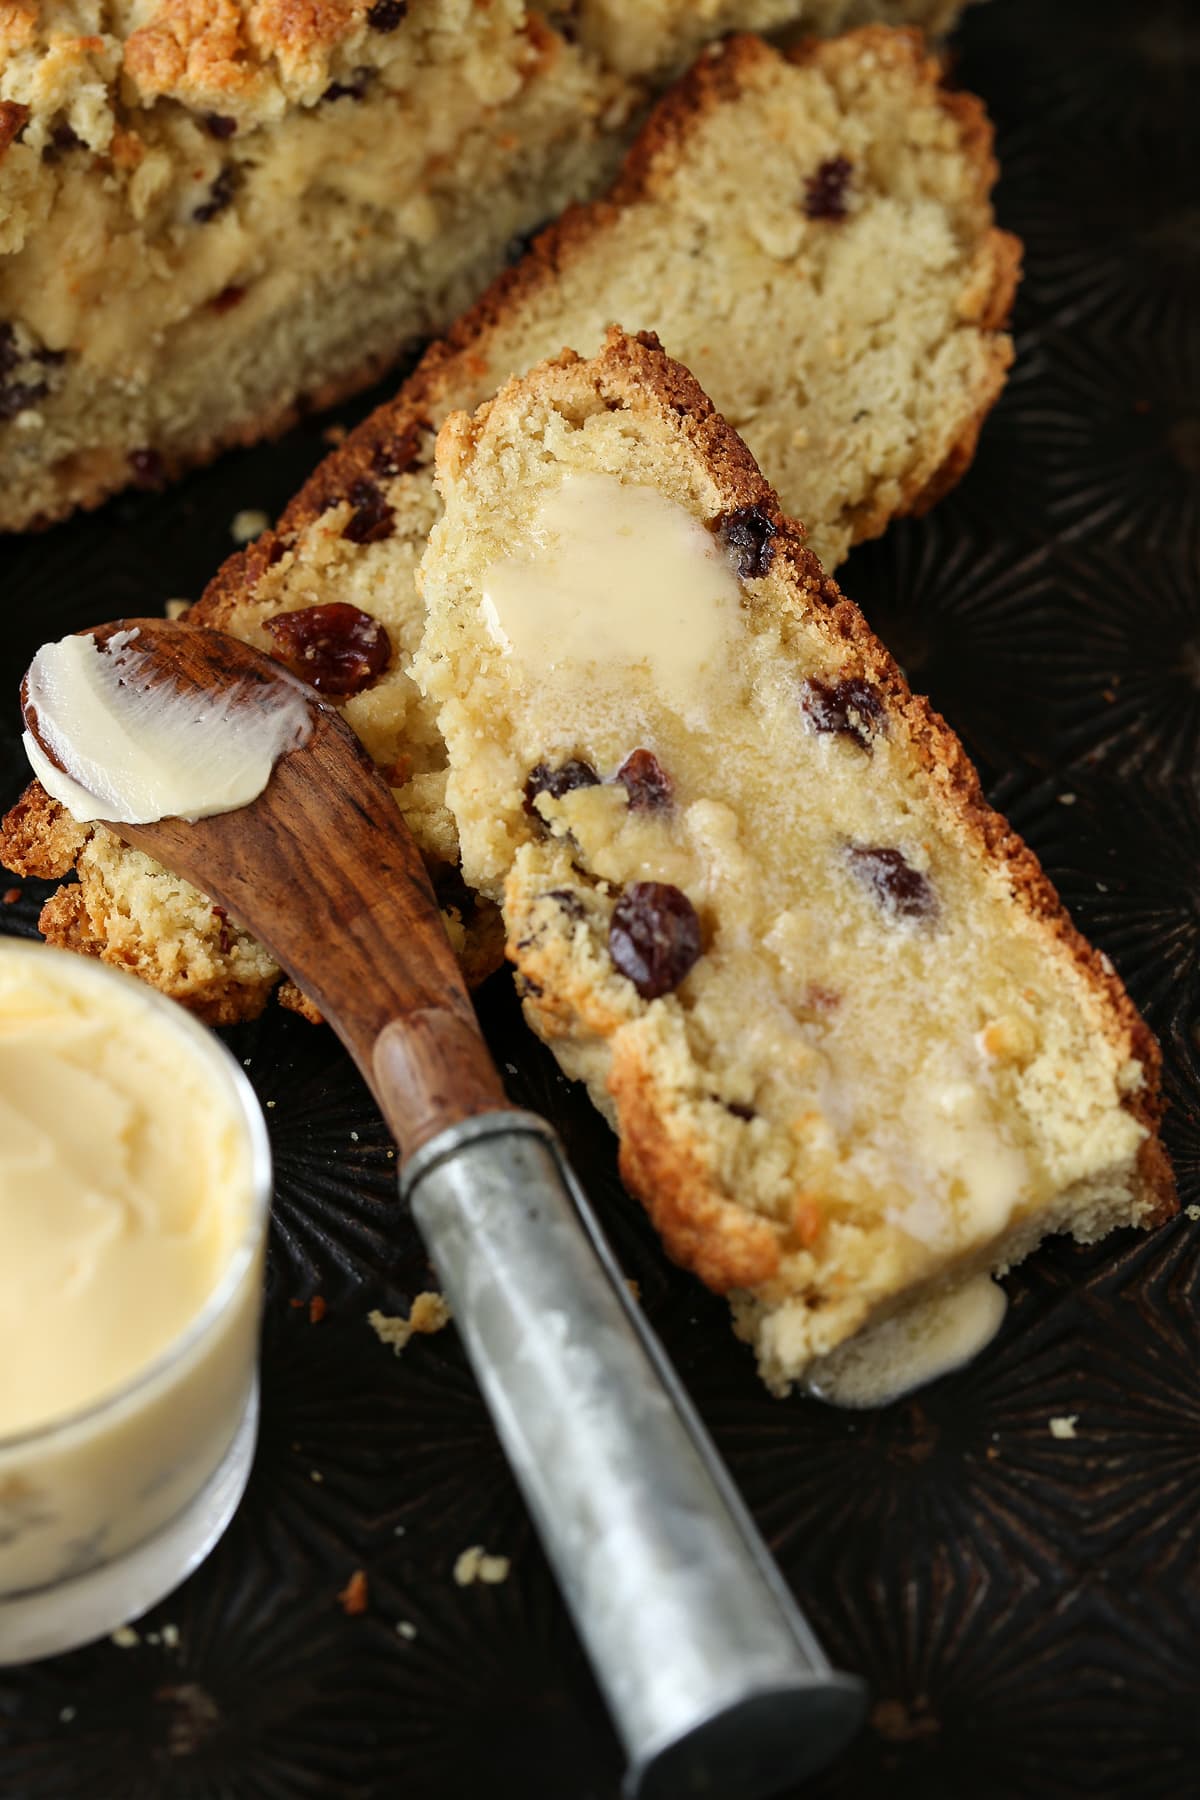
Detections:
[0, 938, 271, 1663]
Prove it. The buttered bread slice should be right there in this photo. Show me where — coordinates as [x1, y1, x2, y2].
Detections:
[414, 329, 1173, 1394]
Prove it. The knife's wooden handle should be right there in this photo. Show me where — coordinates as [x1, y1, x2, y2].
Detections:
[86, 622, 511, 1157]
[373, 1009, 507, 1160]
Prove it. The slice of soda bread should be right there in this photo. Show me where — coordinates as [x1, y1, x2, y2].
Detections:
[2, 28, 1020, 1025]
[414, 328, 1174, 1393]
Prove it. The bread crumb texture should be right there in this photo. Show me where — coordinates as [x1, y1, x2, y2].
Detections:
[3, 25, 1013, 1031]
[413, 327, 1173, 1392]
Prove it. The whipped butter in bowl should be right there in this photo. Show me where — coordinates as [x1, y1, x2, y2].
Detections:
[0, 938, 270, 1663]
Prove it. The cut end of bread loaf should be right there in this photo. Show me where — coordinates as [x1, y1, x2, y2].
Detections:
[415, 325, 1173, 1394]
[2, 24, 1018, 1036]
[0, 8, 636, 532]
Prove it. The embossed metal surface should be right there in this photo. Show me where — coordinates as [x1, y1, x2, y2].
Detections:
[1, 0, 1197, 1792]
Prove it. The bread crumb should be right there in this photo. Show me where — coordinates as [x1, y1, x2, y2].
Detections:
[1049, 1414, 1078, 1440]
[110, 1626, 140, 1648]
[338, 1570, 369, 1615]
[324, 423, 348, 446]
[454, 1545, 510, 1586]
[410, 1291, 452, 1334]
[396, 1619, 418, 1640]
[309, 1295, 327, 1324]
[231, 508, 270, 544]
[2, 888, 20, 905]
[59, 1706, 76, 1723]
[1057, 793, 1077, 806]
[1186, 1205, 1200, 1222]
[163, 598, 190, 621]
[626, 1278, 641, 1301]
[160, 1623, 180, 1649]
[310, 1469, 324, 1483]
[368, 1293, 452, 1355]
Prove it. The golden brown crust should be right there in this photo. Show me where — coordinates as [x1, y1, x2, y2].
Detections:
[5, 0, 440, 153]
[609, 1043, 783, 1291]
[277, 978, 325, 1022]
[35, 885, 100, 960]
[0, 781, 89, 879]
[124, 0, 387, 111]
[122, 1, 248, 101]
[495, 327, 1175, 1256]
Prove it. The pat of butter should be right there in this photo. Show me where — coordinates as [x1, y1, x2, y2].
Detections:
[919, 1080, 1029, 1242]
[807, 1274, 1008, 1409]
[23, 628, 310, 824]
[0, 947, 252, 1435]
[480, 474, 742, 721]
[888, 1077, 1030, 1251]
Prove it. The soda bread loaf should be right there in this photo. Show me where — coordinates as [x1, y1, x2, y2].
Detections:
[2, 27, 1019, 1025]
[0, 1, 969, 532]
[414, 327, 1174, 1392]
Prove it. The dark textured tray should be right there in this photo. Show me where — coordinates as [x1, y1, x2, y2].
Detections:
[2, 1, 1198, 1793]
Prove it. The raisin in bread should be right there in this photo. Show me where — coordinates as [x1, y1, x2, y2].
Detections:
[413, 328, 1173, 1394]
[3, 27, 1019, 1024]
